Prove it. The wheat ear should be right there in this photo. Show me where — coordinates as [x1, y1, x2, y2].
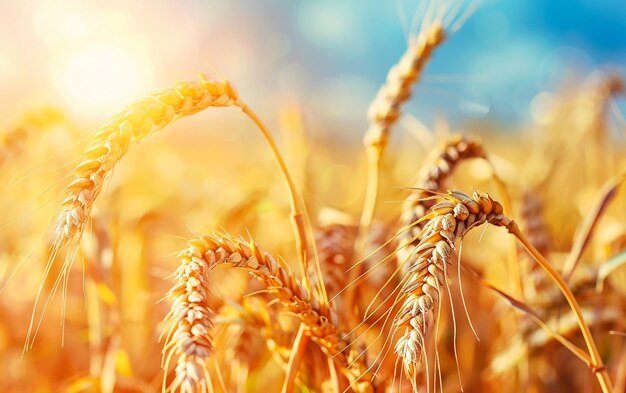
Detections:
[360, 23, 445, 231]
[363, 24, 445, 159]
[214, 299, 295, 391]
[53, 78, 241, 253]
[216, 299, 333, 392]
[348, 23, 447, 320]
[394, 190, 509, 376]
[394, 190, 613, 392]
[162, 232, 376, 393]
[315, 210, 357, 301]
[51, 74, 322, 307]
[518, 188, 551, 298]
[399, 135, 486, 254]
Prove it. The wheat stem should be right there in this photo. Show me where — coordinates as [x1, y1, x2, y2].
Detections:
[239, 105, 328, 378]
[238, 105, 322, 300]
[508, 222, 613, 393]
[281, 324, 309, 393]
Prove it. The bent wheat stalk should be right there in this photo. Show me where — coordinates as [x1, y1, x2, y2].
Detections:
[52, 76, 312, 276]
[31, 74, 322, 349]
[162, 233, 376, 393]
[394, 190, 612, 392]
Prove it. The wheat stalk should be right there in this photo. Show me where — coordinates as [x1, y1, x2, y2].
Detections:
[162, 232, 376, 393]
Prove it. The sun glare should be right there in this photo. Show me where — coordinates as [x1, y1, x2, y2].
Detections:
[52, 42, 154, 114]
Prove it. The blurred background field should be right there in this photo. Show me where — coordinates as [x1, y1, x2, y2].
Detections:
[1, 1, 626, 392]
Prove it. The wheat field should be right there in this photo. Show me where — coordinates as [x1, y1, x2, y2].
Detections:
[1, 1, 626, 392]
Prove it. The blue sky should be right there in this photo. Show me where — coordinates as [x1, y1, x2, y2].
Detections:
[233, 0, 626, 127]
[2, 0, 624, 129]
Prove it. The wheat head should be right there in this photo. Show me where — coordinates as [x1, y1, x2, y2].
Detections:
[364, 24, 445, 157]
[315, 210, 358, 300]
[163, 232, 377, 393]
[394, 190, 510, 377]
[53, 77, 240, 254]
[397, 135, 486, 268]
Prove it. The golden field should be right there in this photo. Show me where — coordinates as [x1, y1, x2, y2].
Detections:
[1, 1, 626, 392]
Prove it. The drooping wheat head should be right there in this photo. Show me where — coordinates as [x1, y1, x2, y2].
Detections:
[162, 232, 376, 393]
[397, 135, 487, 267]
[394, 190, 510, 377]
[53, 77, 241, 255]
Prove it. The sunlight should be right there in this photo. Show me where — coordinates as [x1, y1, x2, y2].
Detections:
[52, 42, 154, 113]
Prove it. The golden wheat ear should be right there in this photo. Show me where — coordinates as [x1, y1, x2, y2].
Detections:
[0, 107, 70, 168]
[162, 232, 378, 393]
[22, 77, 242, 351]
[53, 78, 241, 255]
[393, 189, 613, 392]
[393, 190, 511, 379]
[359, 0, 477, 233]
[397, 135, 488, 267]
